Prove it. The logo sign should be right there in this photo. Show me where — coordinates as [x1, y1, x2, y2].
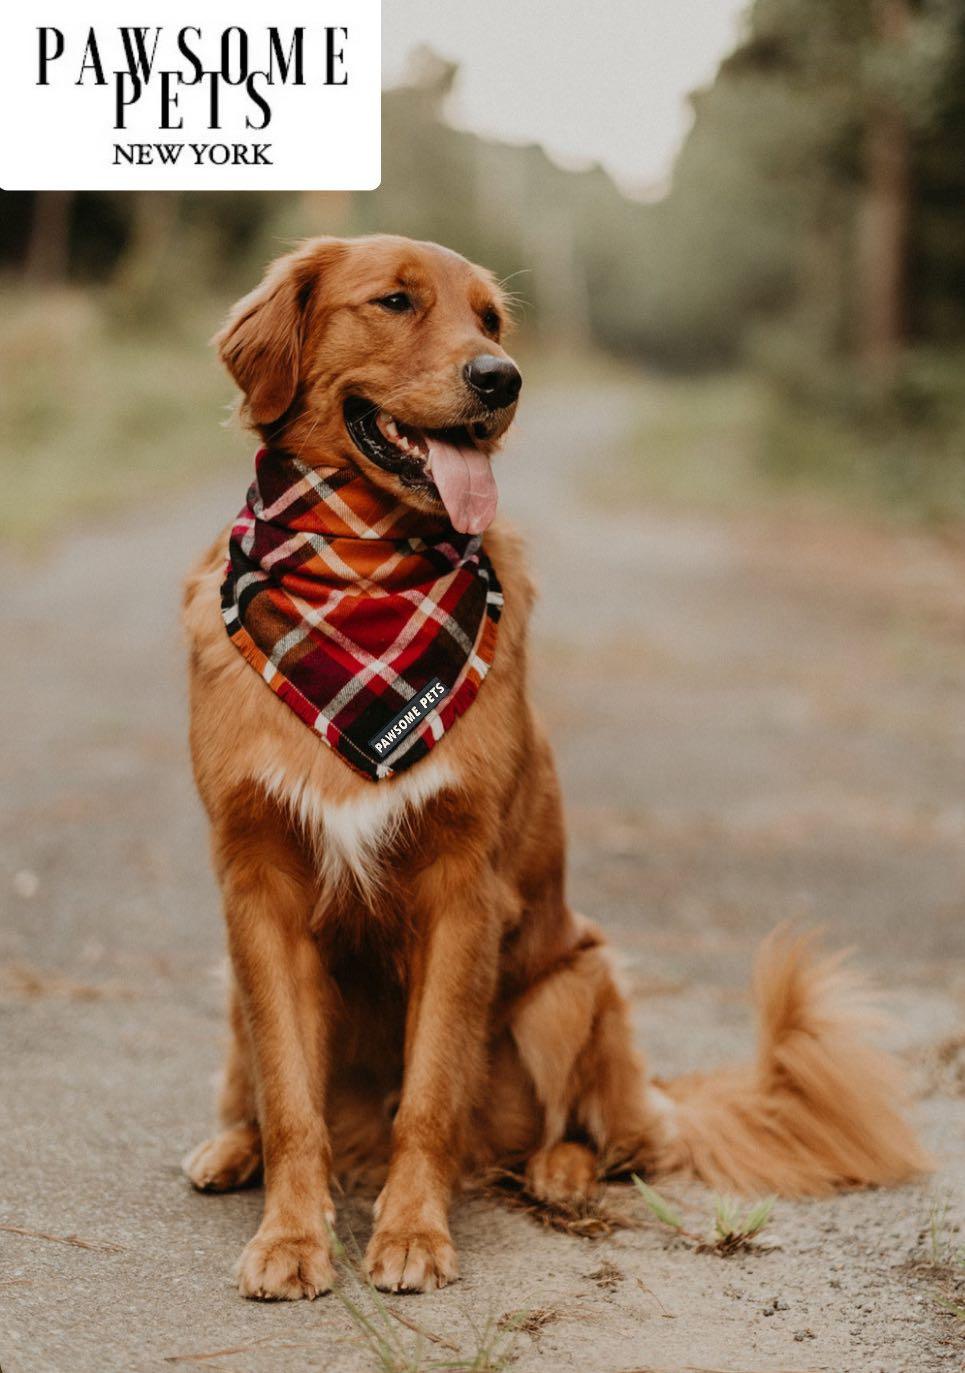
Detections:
[0, 0, 380, 190]
[370, 679, 450, 759]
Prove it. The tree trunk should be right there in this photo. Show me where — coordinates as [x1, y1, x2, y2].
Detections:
[856, 0, 912, 383]
[24, 192, 75, 285]
[114, 193, 181, 300]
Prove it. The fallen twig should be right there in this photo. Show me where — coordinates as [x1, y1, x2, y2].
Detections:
[165, 1337, 318, 1364]
[0, 962, 134, 1002]
[619, 1365, 827, 1373]
[385, 1305, 460, 1352]
[635, 1278, 675, 1318]
[0, 1223, 124, 1254]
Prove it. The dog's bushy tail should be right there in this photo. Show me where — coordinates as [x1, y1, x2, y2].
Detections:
[648, 928, 933, 1196]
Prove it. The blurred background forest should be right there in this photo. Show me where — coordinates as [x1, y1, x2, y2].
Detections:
[1, 0, 964, 541]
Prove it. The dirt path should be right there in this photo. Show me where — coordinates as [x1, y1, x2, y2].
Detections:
[1, 380, 963, 1373]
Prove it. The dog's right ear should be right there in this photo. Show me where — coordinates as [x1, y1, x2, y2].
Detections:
[214, 239, 341, 428]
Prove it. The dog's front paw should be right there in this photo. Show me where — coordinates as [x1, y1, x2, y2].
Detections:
[182, 1124, 262, 1193]
[235, 1229, 334, 1300]
[364, 1227, 458, 1293]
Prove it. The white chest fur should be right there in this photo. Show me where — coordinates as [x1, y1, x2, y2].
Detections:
[254, 754, 457, 892]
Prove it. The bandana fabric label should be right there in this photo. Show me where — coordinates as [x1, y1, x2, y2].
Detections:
[369, 678, 449, 760]
[220, 449, 501, 782]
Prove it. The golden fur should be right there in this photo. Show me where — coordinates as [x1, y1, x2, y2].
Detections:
[182, 234, 931, 1301]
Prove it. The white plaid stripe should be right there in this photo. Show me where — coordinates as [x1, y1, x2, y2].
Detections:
[234, 514, 257, 559]
[235, 569, 270, 598]
[255, 469, 339, 522]
[291, 459, 403, 540]
[258, 526, 432, 598]
[398, 586, 474, 655]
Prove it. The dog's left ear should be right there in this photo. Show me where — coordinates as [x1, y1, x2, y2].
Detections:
[215, 238, 342, 427]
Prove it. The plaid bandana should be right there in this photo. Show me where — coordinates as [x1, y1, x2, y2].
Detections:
[221, 448, 502, 781]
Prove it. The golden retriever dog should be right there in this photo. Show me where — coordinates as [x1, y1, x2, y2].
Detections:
[182, 234, 930, 1301]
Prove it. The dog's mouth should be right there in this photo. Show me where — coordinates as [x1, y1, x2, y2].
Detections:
[343, 397, 500, 536]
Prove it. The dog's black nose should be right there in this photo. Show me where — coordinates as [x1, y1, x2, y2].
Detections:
[464, 354, 522, 411]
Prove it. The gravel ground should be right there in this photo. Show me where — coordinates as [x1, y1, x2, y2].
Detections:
[1, 380, 963, 1373]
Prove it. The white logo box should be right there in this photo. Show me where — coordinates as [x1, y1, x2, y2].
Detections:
[0, 0, 381, 190]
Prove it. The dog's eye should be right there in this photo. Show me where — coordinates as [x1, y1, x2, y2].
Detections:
[376, 292, 414, 313]
[482, 308, 501, 337]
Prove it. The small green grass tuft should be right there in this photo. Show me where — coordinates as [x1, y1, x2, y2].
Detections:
[919, 1197, 965, 1324]
[711, 1195, 776, 1256]
[631, 1178, 687, 1233]
[631, 1176, 777, 1257]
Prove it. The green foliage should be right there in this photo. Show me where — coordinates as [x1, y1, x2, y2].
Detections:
[626, 0, 965, 370]
[592, 358, 965, 528]
[5, 12, 965, 372]
[632, 1175, 777, 1256]
[4, 14, 965, 519]
[756, 342, 965, 521]
[0, 58, 646, 353]
[631, 1178, 687, 1232]
[713, 1195, 776, 1251]
[0, 285, 246, 544]
[922, 1197, 965, 1324]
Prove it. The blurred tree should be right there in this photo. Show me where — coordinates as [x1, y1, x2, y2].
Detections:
[913, 0, 965, 341]
[2, 17, 963, 389]
[113, 193, 181, 303]
[643, 0, 964, 383]
[0, 47, 645, 349]
[25, 192, 75, 284]
[857, 0, 912, 379]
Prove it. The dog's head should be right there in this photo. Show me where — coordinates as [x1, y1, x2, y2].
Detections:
[216, 234, 521, 535]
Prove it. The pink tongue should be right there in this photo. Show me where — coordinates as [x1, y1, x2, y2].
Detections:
[426, 438, 499, 535]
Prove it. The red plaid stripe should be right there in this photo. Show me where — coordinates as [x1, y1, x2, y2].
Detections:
[221, 449, 502, 781]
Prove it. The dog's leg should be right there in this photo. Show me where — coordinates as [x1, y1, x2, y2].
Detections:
[510, 926, 670, 1190]
[213, 803, 336, 1300]
[182, 978, 263, 1193]
[364, 866, 507, 1293]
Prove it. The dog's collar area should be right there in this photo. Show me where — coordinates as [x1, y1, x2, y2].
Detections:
[220, 448, 502, 782]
